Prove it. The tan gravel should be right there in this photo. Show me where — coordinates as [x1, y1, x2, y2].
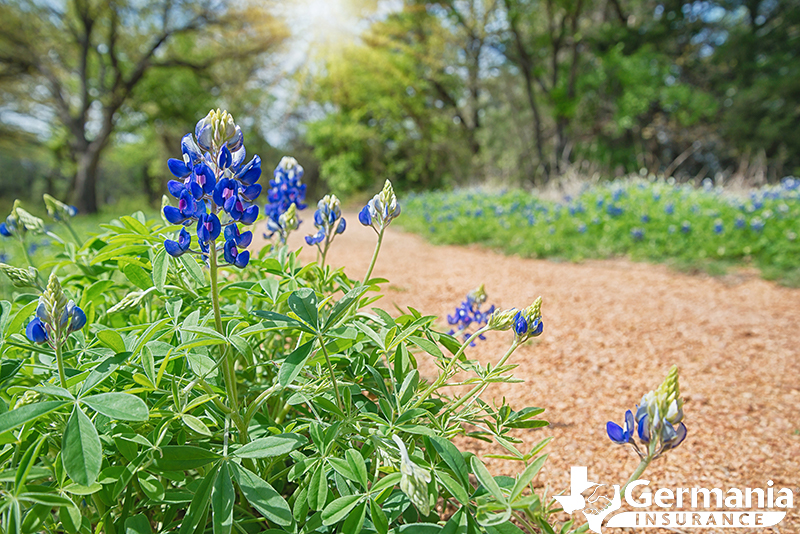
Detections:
[269, 211, 800, 532]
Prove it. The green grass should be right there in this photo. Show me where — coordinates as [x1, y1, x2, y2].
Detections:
[398, 176, 800, 286]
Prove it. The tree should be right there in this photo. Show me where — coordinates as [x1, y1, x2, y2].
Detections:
[0, 0, 287, 213]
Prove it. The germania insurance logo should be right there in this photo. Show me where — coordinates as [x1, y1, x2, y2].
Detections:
[555, 466, 794, 533]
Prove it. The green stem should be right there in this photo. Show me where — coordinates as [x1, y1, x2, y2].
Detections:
[621, 457, 651, 498]
[19, 236, 35, 269]
[64, 221, 81, 245]
[362, 227, 385, 285]
[446, 340, 520, 415]
[54, 338, 67, 389]
[411, 326, 490, 410]
[318, 335, 342, 410]
[209, 242, 246, 438]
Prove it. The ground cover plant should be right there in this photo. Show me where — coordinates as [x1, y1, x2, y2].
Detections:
[399, 178, 800, 286]
[0, 111, 685, 534]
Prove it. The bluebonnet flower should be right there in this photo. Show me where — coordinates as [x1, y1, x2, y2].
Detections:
[750, 217, 764, 232]
[631, 228, 644, 240]
[264, 157, 307, 225]
[163, 109, 264, 269]
[265, 203, 300, 243]
[607, 365, 686, 460]
[641, 214, 650, 223]
[512, 297, 543, 343]
[0, 201, 44, 238]
[446, 284, 496, 343]
[681, 221, 691, 233]
[43, 194, 78, 221]
[577, 223, 587, 234]
[359, 180, 400, 232]
[606, 204, 624, 217]
[305, 195, 346, 263]
[26, 273, 86, 346]
[0, 253, 8, 263]
[606, 410, 635, 444]
[713, 219, 723, 234]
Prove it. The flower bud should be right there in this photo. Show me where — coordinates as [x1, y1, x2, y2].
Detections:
[488, 308, 518, 331]
[43, 194, 78, 221]
[0, 263, 39, 289]
[392, 436, 431, 516]
[13, 201, 45, 233]
[108, 290, 147, 314]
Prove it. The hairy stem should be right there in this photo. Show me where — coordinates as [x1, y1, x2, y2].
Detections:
[209, 242, 246, 439]
[621, 457, 651, 498]
[54, 338, 67, 389]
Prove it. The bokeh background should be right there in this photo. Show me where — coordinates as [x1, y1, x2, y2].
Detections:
[1, 0, 798, 214]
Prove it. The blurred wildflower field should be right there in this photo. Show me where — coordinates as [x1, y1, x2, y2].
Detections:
[400, 177, 800, 286]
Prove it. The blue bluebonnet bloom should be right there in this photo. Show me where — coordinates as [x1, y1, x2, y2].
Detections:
[26, 273, 86, 346]
[607, 365, 687, 460]
[163, 109, 264, 268]
[606, 410, 635, 444]
[359, 180, 400, 232]
[446, 284, 496, 343]
[265, 203, 300, 244]
[305, 195, 346, 261]
[631, 227, 644, 240]
[681, 221, 691, 233]
[0, 201, 44, 238]
[43, 194, 78, 221]
[512, 297, 543, 343]
[713, 219, 724, 234]
[750, 217, 765, 232]
[265, 156, 307, 228]
[664, 203, 675, 215]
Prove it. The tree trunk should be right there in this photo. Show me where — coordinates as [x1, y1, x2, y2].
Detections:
[71, 148, 101, 214]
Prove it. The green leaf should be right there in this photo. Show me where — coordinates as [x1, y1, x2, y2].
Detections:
[227, 334, 252, 359]
[345, 449, 368, 489]
[408, 335, 444, 359]
[14, 434, 46, 491]
[251, 310, 313, 333]
[436, 471, 469, 505]
[321, 494, 362, 526]
[341, 500, 367, 533]
[370, 498, 389, 534]
[122, 264, 153, 290]
[510, 455, 548, 502]
[80, 351, 130, 395]
[233, 433, 307, 459]
[152, 248, 169, 293]
[62, 406, 102, 487]
[288, 288, 319, 330]
[278, 340, 315, 387]
[323, 285, 368, 331]
[125, 514, 154, 534]
[81, 392, 149, 421]
[178, 253, 206, 285]
[398, 524, 442, 533]
[97, 330, 126, 353]
[181, 414, 212, 436]
[231, 463, 293, 527]
[0, 401, 67, 435]
[179, 463, 219, 534]
[60, 503, 82, 534]
[470, 456, 506, 504]
[212, 463, 234, 534]
[6, 299, 38, 339]
[429, 436, 469, 487]
[151, 446, 221, 472]
[0, 300, 12, 337]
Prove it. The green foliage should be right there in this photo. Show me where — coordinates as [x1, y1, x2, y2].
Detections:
[0, 195, 589, 533]
[399, 176, 800, 285]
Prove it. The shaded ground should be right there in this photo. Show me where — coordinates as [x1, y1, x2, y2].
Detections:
[272, 212, 800, 532]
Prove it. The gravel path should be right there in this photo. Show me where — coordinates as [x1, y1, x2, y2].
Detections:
[275, 212, 800, 531]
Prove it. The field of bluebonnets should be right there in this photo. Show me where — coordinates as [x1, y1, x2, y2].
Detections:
[400, 177, 800, 287]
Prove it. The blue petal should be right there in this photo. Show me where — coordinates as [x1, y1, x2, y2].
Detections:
[336, 218, 346, 234]
[207, 213, 221, 240]
[234, 250, 250, 268]
[167, 180, 186, 199]
[607, 421, 626, 444]
[237, 230, 252, 248]
[163, 206, 185, 224]
[26, 318, 48, 344]
[165, 239, 186, 257]
[168, 158, 191, 178]
[218, 144, 232, 169]
[238, 156, 262, 185]
[181, 133, 202, 163]
[224, 239, 237, 264]
[69, 306, 86, 332]
[189, 181, 204, 200]
[242, 184, 262, 201]
[513, 311, 527, 335]
[305, 230, 325, 245]
[358, 205, 372, 226]
[638, 415, 650, 443]
[240, 205, 259, 225]
[0, 223, 11, 237]
[178, 228, 191, 250]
